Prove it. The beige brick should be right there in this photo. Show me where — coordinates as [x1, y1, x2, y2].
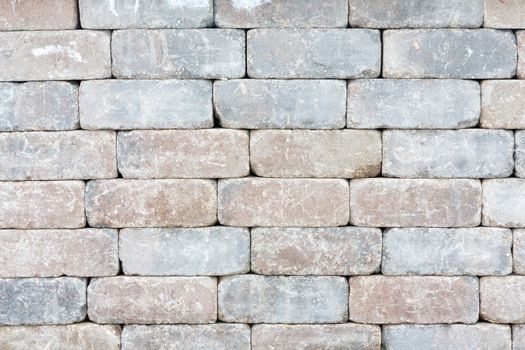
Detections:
[88, 277, 216, 324]
[0, 0, 78, 30]
[349, 276, 479, 324]
[481, 276, 525, 323]
[481, 80, 525, 128]
[485, 0, 525, 28]
[218, 178, 349, 227]
[250, 130, 381, 178]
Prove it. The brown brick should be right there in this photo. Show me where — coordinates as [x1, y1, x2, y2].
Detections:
[0, 0, 78, 30]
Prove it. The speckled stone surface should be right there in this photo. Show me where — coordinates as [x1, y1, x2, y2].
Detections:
[482, 80, 525, 128]
[481, 276, 525, 323]
[482, 179, 525, 227]
[0, 0, 78, 30]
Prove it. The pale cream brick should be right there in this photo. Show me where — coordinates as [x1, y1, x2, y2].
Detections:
[0, 0, 78, 30]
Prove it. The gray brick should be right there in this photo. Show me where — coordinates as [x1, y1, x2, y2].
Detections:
[0, 0, 78, 30]
[514, 230, 525, 274]
[519, 32, 525, 78]
[481, 81, 525, 129]
[481, 276, 525, 323]
[485, 0, 525, 28]
[482, 179, 525, 227]
[516, 132, 525, 177]
[514, 325, 525, 350]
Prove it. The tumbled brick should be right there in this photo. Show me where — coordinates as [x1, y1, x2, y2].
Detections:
[350, 179, 481, 227]
[218, 178, 349, 227]
[516, 132, 525, 177]
[120, 227, 249, 276]
[112, 29, 244, 79]
[481, 81, 525, 128]
[117, 130, 248, 178]
[214, 80, 346, 129]
[347, 79, 479, 129]
[481, 276, 525, 323]
[383, 324, 511, 350]
[0, 0, 78, 30]
[85, 179, 216, 228]
[251, 227, 381, 275]
[515, 325, 525, 350]
[519, 32, 525, 78]
[0, 278, 86, 325]
[122, 324, 250, 350]
[250, 130, 381, 178]
[247, 29, 380, 78]
[219, 275, 348, 323]
[514, 230, 525, 274]
[0, 324, 120, 350]
[349, 276, 479, 324]
[482, 179, 525, 227]
[0, 181, 85, 229]
[80, 80, 212, 130]
[0, 31, 110, 81]
[252, 324, 381, 350]
[382, 228, 512, 276]
[383, 130, 514, 178]
[0, 131, 116, 180]
[383, 29, 516, 79]
[88, 277, 216, 324]
[349, 0, 483, 28]
[485, 0, 525, 28]
[0, 229, 118, 277]
[215, 0, 348, 28]
[80, 0, 212, 29]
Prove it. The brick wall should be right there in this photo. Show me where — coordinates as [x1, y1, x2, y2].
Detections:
[0, 0, 524, 349]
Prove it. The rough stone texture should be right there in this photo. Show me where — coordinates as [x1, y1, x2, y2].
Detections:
[383, 29, 517, 79]
[0, 0, 78, 30]
[382, 130, 514, 178]
[0, 323, 121, 350]
[85, 179, 216, 228]
[219, 275, 348, 323]
[350, 179, 481, 227]
[122, 324, 250, 350]
[80, 0, 212, 29]
[0, 278, 86, 325]
[480, 276, 525, 323]
[218, 178, 349, 227]
[80, 80, 212, 130]
[349, 0, 483, 28]
[0, 181, 85, 229]
[88, 277, 217, 324]
[514, 325, 525, 350]
[0, 131, 116, 180]
[0, 31, 111, 81]
[112, 29, 245, 79]
[250, 130, 381, 178]
[119, 227, 250, 276]
[347, 79, 480, 129]
[117, 129, 249, 178]
[247, 29, 381, 78]
[215, 0, 348, 28]
[382, 228, 512, 276]
[516, 132, 525, 178]
[485, 0, 525, 28]
[214, 80, 346, 129]
[482, 179, 525, 227]
[383, 324, 511, 350]
[514, 230, 525, 274]
[252, 324, 381, 350]
[349, 276, 479, 324]
[251, 227, 381, 275]
[0, 229, 118, 277]
[481, 81, 525, 128]
[519, 32, 525, 79]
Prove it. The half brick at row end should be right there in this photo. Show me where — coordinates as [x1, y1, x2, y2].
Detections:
[481, 80, 525, 129]
[480, 276, 525, 323]
[483, 179, 525, 227]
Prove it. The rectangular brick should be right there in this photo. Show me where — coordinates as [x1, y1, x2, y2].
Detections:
[350, 179, 481, 227]
[80, 80, 212, 130]
[80, 0, 212, 29]
[251, 227, 381, 275]
[481, 81, 525, 128]
[0, 181, 85, 229]
[218, 275, 348, 323]
[120, 227, 249, 276]
[347, 79, 479, 129]
[515, 325, 525, 350]
[252, 324, 381, 350]
[349, 276, 479, 324]
[250, 130, 381, 178]
[0, 278, 86, 325]
[218, 178, 349, 227]
[0, 0, 78, 30]
[485, 0, 525, 28]
[112, 29, 244, 79]
[247, 29, 380, 78]
[519, 32, 525, 78]
[382, 228, 512, 276]
[516, 131, 525, 177]
[122, 325, 250, 350]
[383, 130, 514, 178]
[349, 0, 483, 28]
[0, 31, 110, 81]
[383, 29, 516, 78]
[85, 179, 216, 228]
[0, 229, 118, 277]
[482, 179, 525, 227]
[514, 230, 525, 274]
[117, 130, 249, 178]
[481, 276, 525, 323]
[0, 131, 116, 180]
[88, 277, 216, 324]
[214, 80, 346, 129]
[215, 0, 348, 28]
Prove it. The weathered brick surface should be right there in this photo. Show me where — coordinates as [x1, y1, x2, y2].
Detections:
[484, 0, 525, 28]
[482, 179, 525, 227]
[514, 230, 525, 274]
[88, 277, 217, 324]
[480, 276, 525, 323]
[516, 132, 525, 177]
[219, 275, 348, 323]
[349, 276, 479, 324]
[251, 227, 381, 275]
[0, 0, 78, 30]
[514, 325, 525, 350]
[481, 81, 525, 128]
[519, 31, 525, 79]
